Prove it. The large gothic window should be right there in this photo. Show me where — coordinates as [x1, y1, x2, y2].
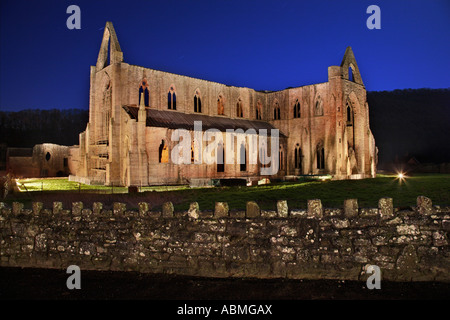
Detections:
[293, 100, 301, 118]
[194, 91, 202, 113]
[139, 79, 150, 107]
[168, 86, 176, 110]
[346, 102, 353, 125]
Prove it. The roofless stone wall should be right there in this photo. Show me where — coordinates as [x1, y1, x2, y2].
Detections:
[0, 197, 449, 282]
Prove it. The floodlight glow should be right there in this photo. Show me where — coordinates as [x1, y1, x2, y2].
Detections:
[396, 172, 407, 182]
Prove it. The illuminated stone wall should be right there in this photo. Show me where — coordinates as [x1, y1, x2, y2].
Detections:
[1, 196, 447, 281]
[73, 22, 377, 186]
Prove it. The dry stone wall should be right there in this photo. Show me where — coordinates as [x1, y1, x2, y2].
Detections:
[0, 197, 449, 282]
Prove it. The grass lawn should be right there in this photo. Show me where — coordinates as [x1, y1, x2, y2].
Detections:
[171, 173, 450, 211]
[14, 174, 450, 211]
[16, 178, 188, 193]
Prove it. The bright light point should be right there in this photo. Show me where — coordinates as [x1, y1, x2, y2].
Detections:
[396, 172, 407, 182]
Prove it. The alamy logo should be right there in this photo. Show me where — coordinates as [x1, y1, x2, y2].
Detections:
[170, 121, 280, 175]
[66, 5, 81, 30]
[66, 265, 81, 289]
[365, 264, 381, 289]
[366, 5, 381, 30]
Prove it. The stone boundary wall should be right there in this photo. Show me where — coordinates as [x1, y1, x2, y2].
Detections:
[0, 197, 449, 282]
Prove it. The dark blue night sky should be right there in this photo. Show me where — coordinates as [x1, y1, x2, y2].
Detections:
[0, 0, 449, 111]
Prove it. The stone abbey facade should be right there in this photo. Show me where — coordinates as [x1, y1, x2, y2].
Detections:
[72, 22, 377, 186]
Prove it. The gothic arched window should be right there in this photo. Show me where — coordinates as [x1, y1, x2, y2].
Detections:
[168, 86, 176, 110]
[273, 102, 281, 120]
[139, 79, 150, 107]
[316, 143, 325, 170]
[293, 100, 301, 118]
[346, 102, 353, 125]
[194, 91, 202, 113]
[349, 66, 354, 82]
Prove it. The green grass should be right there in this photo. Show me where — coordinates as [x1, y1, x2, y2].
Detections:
[17, 178, 126, 192]
[171, 174, 450, 211]
[16, 178, 189, 193]
[14, 174, 450, 211]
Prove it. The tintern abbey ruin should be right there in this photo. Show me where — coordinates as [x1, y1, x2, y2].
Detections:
[68, 22, 377, 186]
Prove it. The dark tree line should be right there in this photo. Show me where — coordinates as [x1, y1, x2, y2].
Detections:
[0, 109, 89, 147]
[367, 88, 450, 165]
[0, 88, 449, 166]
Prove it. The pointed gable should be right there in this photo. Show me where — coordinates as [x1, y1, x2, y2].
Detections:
[340, 47, 364, 86]
[96, 21, 124, 71]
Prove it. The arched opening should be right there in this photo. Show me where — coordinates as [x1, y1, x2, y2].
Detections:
[316, 144, 325, 170]
[139, 79, 150, 107]
[346, 100, 355, 149]
[194, 93, 202, 113]
[159, 140, 169, 163]
[167, 89, 177, 110]
[294, 145, 302, 172]
[294, 148, 297, 168]
[273, 102, 281, 120]
[349, 66, 354, 82]
[293, 100, 301, 118]
[279, 147, 284, 171]
[346, 104, 352, 124]
[45, 152, 51, 161]
[236, 99, 243, 117]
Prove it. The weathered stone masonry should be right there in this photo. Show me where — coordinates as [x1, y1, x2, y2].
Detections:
[72, 22, 377, 186]
[0, 197, 449, 282]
